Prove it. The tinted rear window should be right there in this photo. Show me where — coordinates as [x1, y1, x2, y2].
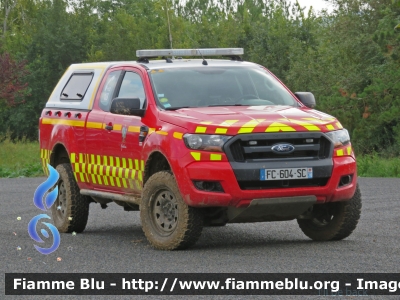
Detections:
[61, 73, 94, 101]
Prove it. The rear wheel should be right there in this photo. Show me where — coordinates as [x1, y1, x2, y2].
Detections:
[51, 163, 90, 233]
[140, 171, 203, 250]
[297, 184, 362, 241]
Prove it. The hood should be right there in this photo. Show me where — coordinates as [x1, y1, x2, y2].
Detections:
[159, 105, 343, 135]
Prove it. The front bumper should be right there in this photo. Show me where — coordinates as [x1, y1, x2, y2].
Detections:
[176, 155, 357, 208]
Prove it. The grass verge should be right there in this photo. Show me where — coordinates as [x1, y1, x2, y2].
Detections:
[357, 154, 400, 178]
[0, 134, 44, 178]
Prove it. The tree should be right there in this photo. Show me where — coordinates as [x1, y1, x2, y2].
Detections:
[0, 51, 29, 107]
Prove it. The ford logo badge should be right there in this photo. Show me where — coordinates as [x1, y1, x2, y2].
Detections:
[271, 143, 295, 154]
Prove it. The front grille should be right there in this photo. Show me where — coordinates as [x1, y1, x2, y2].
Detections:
[238, 178, 330, 190]
[224, 132, 333, 190]
[227, 133, 331, 162]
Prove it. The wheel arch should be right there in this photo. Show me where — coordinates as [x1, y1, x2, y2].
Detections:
[50, 143, 70, 167]
[143, 151, 171, 185]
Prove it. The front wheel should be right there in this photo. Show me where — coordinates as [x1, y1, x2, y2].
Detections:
[297, 184, 362, 241]
[140, 171, 203, 250]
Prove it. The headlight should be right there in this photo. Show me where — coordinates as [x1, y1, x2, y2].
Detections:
[325, 129, 350, 148]
[183, 134, 232, 152]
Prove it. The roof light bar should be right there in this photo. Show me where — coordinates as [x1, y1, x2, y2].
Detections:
[136, 48, 244, 58]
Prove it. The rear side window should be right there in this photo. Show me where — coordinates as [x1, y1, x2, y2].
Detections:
[61, 73, 94, 100]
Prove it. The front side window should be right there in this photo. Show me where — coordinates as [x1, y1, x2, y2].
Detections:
[99, 70, 122, 111]
[117, 72, 146, 109]
[149, 66, 298, 109]
[61, 73, 94, 101]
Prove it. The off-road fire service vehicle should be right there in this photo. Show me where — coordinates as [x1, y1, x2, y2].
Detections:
[39, 48, 361, 250]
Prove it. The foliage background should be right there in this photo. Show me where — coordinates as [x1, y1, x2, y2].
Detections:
[1, 0, 400, 157]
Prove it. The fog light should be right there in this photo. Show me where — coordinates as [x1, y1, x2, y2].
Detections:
[339, 175, 353, 187]
[193, 181, 224, 192]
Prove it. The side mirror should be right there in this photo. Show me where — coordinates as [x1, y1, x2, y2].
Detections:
[110, 98, 145, 117]
[294, 92, 316, 108]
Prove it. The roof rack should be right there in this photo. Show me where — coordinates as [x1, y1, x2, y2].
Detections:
[136, 48, 244, 62]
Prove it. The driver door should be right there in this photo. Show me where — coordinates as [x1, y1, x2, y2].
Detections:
[102, 68, 147, 194]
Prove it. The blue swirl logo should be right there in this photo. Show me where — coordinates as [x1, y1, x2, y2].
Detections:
[28, 164, 61, 254]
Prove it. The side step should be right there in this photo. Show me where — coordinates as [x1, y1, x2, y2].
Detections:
[80, 189, 141, 206]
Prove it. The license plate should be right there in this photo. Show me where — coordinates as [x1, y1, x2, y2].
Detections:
[260, 168, 313, 181]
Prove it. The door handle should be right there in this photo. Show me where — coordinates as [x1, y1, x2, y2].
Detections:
[139, 126, 149, 142]
[105, 123, 113, 131]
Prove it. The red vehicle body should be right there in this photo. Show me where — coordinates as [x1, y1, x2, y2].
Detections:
[39, 49, 361, 250]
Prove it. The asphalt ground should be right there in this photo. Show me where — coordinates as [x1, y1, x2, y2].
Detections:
[1, 177, 399, 299]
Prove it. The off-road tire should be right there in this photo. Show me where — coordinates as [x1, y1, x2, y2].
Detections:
[140, 171, 203, 250]
[51, 163, 90, 233]
[297, 184, 362, 241]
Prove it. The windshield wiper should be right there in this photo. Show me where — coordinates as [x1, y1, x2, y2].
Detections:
[164, 106, 191, 111]
[207, 104, 243, 107]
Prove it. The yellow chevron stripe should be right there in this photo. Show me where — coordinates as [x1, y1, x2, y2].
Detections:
[128, 159, 133, 170]
[135, 159, 139, 170]
[326, 124, 335, 131]
[284, 119, 320, 131]
[215, 128, 228, 134]
[173, 132, 183, 139]
[122, 178, 128, 188]
[210, 154, 222, 161]
[112, 166, 117, 177]
[195, 126, 207, 133]
[191, 152, 201, 161]
[265, 122, 296, 132]
[106, 166, 111, 176]
[79, 173, 85, 182]
[238, 119, 265, 134]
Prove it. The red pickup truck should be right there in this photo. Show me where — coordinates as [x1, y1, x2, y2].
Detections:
[39, 48, 361, 250]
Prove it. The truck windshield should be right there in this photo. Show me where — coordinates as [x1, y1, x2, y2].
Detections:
[149, 66, 298, 110]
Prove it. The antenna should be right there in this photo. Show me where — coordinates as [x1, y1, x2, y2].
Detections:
[197, 49, 208, 65]
[186, 33, 207, 65]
